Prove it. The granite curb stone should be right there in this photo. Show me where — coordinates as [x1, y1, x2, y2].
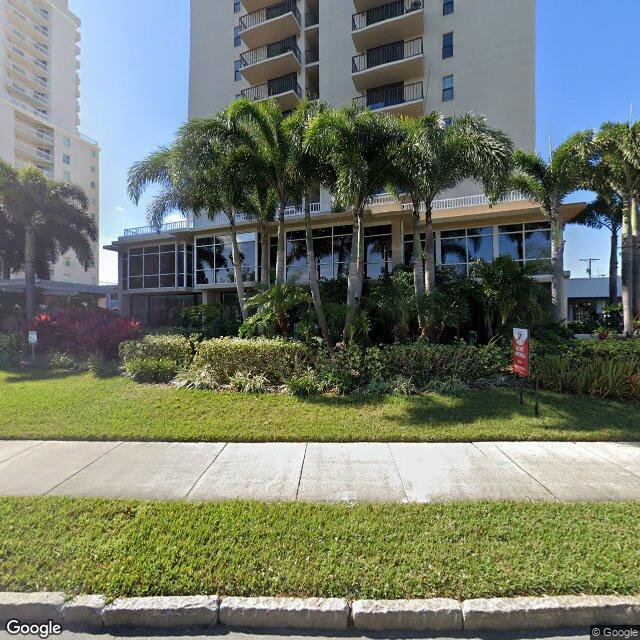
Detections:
[0, 592, 65, 625]
[351, 598, 463, 631]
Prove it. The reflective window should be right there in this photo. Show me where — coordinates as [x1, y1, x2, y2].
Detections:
[442, 75, 454, 102]
[442, 32, 454, 59]
[440, 227, 494, 275]
[364, 225, 392, 280]
[443, 0, 454, 15]
[498, 222, 551, 272]
[124, 243, 192, 290]
[195, 232, 256, 284]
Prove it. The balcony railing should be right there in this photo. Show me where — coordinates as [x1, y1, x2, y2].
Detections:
[305, 9, 319, 27]
[241, 36, 301, 66]
[14, 121, 53, 144]
[15, 140, 53, 162]
[352, 0, 423, 31]
[352, 37, 422, 73]
[239, 0, 301, 31]
[1, 91, 50, 121]
[353, 81, 423, 111]
[241, 74, 301, 101]
[305, 47, 319, 64]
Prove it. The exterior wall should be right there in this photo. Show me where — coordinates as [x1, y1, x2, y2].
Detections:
[0, 0, 100, 285]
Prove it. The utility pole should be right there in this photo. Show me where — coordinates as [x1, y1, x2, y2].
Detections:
[580, 257, 600, 278]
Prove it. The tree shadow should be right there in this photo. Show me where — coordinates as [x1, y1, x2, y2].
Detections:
[2, 368, 85, 384]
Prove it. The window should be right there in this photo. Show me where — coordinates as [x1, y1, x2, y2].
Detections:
[196, 233, 256, 284]
[90, 181, 96, 189]
[442, 75, 454, 101]
[125, 243, 193, 290]
[62, 153, 70, 165]
[234, 26, 241, 47]
[63, 257, 71, 267]
[442, 32, 454, 59]
[63, 170, 70, 181]
[364, 225, 393, 279]
[91, 166, 96, 173]
[62, 136, 70, 148]
[443, 117, 454, 127]
[91, 149, 96, 158]
[443, 0, 454, 15]
[234, 59, 243, 82]
[441, 227, 493, 276]
[92, 198, 96, 205]
[233, 0, 241, 12]
[498, 222, 551, 272]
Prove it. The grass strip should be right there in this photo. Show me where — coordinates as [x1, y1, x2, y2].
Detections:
[0, 498, 638, 599]
[1, 370, 639, 442]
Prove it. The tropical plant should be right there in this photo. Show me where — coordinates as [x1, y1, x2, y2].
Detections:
[570, 193, 623, 304]
[305, 106, 397, 341]
[474, 256, 548, 337]
[227, 98, 306, 285]
[592, 121, 640, 332]
[510, 135, 590, 320]
[0, 161, 98, 320]
[388, 112, 513, 298]
[128, 113, 262, 321]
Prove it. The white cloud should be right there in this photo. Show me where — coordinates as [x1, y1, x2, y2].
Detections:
[112, 206, 125, 214]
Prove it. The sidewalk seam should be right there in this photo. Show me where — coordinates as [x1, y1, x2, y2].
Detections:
[294, 442, 308, 501]
[43, 441, 124, 496]
[0, 440, 45, 466]
[574, 441, 640, 480]
[184, 443, 228, 499]
[387, 444, 409, 503]
[493, 443, 559, 501]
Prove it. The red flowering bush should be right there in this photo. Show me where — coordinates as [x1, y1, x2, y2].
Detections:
[28, 308, 141, 359]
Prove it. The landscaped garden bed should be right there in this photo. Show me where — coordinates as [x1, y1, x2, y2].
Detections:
[0, 497, 638, 599]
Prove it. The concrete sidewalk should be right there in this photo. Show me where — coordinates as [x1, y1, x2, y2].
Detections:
[0, 440, 639, 502]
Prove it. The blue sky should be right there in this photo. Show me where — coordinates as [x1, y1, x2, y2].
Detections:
[69, 0, 640, 284]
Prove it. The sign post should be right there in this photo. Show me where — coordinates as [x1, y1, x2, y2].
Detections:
[28, 331, 37, 362]
[513, 328, 538, 415]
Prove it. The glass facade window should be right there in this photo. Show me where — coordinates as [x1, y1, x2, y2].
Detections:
[123, 243, 192, 290]
[439, 227, 493, 275]
[234, 26, 241, 47]
[498, 222, 551, 272]
[442, 75, 454, 102]
[195, 232, 256, 285]
[364, 224, 393, 279]
[443, 0, 454, 15]
[442, 32, 454, 59]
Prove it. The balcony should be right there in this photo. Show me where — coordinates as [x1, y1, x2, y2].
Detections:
[352, 37, 423, 91]
[15, 140, 53, 164]
[5, 60, 48, 91]
[353, 81, 424, 116]
[241, 73, 301, 111]
[7, 44, 48, 75]
[352, 0, 424, 51]
[239, 0, 301, 50]
[305, 47, 319, 65]
[14, 120, 53, 145]
[240, 36, 301, 85]
[305, 9, 319, 28]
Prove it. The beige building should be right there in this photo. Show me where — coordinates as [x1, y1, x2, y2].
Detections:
[107, 0, 580, 324]
[0, 0, 100, 284]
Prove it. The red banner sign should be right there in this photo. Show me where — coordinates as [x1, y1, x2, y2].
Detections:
[513, 328, 530, 377]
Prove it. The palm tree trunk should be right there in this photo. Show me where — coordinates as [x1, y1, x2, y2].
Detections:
[621, 198, 634, 334]
[24, 225, 37, 321]
[631, 196, 640, 320]
[305, 209, 334, 350]
[609, 226, 619, 306]
[411, 204, 425, 296]
[275, 201, 286, 284]
[550, 212, 565, 321]
[260, 222, 269, 285]
[228, 216, 248, 322]
[424, 204, 436, 293]
[343, 207, 363, 342]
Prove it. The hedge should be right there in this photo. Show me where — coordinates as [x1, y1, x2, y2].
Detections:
[119, 335, 193, 369]
[0, 333, 25, 368]
[191, 338, 310, 384]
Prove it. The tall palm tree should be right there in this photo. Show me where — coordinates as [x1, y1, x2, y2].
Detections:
[0, 205, 16, 280]
[305, 106, 397, 341]
[570, 193, 622, 304]
[510, 134, 589, 320]
[128, 114, 262, 321]
[593, 121, 640, 332]
[227, 98, 306, 285]
[0, 161, 97, 320]
[388, 112, 513, 296]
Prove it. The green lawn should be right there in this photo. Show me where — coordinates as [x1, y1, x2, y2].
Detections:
[0, 498, 638, 599]
[1, 368, 638, 442]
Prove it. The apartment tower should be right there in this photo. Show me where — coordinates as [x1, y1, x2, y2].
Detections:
[0, 0, 100, 284]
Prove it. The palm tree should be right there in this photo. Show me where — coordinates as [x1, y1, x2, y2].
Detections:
[305, 106, 397, 341]
[227, 98, 306, 285]
[593, 121, 640, 332]
[241, 182, 277, 285]
[0, 205, 16, 280]
[128, 114, 262, 321]
[0, 161, 97, 320]
[510, 134, 589, 320]
[388, 113, 513, 295]
[570, 193, 622, 304]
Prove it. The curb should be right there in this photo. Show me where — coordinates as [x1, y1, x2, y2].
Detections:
[1, 592, 639, 632]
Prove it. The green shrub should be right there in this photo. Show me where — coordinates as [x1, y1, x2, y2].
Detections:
[423, 378, 470, 394]
[123, 357, 178, 384]
[0, 333, 25, 367]
[48, 351, 83, 371]
[119, 334, 193, 369]
[229, 371, 270, 394]
[286, 369, 327, 397]
[191, 338, 310, 385]
[171, 303, 239, 338]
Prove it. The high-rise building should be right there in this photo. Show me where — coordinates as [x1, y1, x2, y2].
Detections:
[108, 0, 583, 324]
[0, 0, 100, 284]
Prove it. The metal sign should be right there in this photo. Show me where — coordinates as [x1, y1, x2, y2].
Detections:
[512, 328, 529, 378]
[28, 331, 38, 346]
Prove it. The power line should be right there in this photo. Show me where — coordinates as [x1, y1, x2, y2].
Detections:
[579, 257, 600, 278]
